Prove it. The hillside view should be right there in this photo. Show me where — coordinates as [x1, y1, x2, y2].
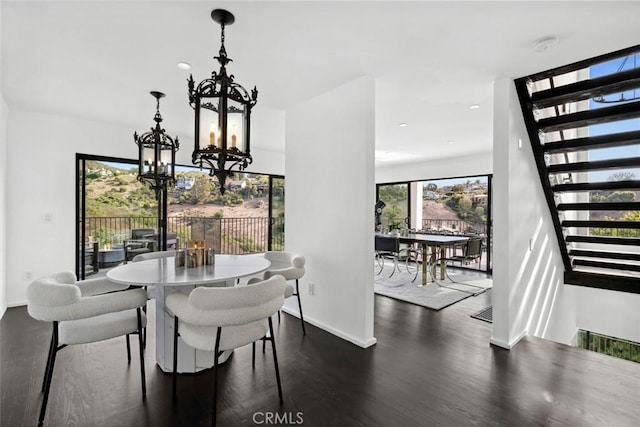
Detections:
[379, 178, 489, 233]
[84, 160, 271, 219]
[83, 161, 283, 252]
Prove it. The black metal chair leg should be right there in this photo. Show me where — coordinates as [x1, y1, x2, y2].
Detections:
[136, 308, 146, 397]
[277, 310, 281, 323]
[252, 342, 256, 368]
[295, 280, 306, 335]
[39, 322, 58, 426]
[41, 333, 55, 392]
[142, 289, 147, 350]
[212, 327, 222, 427]
[268, 317, 283, 403]
[126, 334, 131, 363]
[172, 316, 179, 400]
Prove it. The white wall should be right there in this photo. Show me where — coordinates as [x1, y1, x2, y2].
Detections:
[0, 93, 7, 317]
[491, 78, 577, 348]
[285, 76, 376, 348]
[376, 152, 492, 184]
[575, 286, 640, 343]
[5, 106, 284, 306]
[0, 0, 7, 315]
[237, 108, 286, 177]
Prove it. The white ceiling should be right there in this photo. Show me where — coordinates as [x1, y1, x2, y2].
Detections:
[2, 1, 640, 166]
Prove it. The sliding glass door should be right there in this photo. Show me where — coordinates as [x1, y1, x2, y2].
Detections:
[269, 176, 285, 251]
[76, 154, 286, 279]
[376, 174, 492, 274]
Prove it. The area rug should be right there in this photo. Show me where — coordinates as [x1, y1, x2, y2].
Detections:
[374, 264, 492, 311]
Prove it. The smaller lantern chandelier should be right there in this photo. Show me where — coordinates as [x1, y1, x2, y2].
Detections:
[188, 9, 258, 194]
[134, 91, 180, 193]
[134, 91, 179, 252]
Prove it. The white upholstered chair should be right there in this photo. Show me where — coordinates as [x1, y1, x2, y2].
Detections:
[26, 272, 148, 426]
[262, 251, 307, 335]
[166, 275, 288, 427]
[132, 250, 176, 262]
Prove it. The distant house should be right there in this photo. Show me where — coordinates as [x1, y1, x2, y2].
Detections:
[424, 190, 440, 200]
[228, 181, 247, 191]
[88, 168, 113, 178]
[472, 194, 488, 206]
[176, 177, 195, 190]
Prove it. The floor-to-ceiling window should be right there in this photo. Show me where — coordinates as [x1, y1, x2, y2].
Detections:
[76, 154, 285, 279]
[269, 177, 285, 251]
[419, 175, 492, 273]
[376, 174, 492, 273]
[376, 182, 410, 231]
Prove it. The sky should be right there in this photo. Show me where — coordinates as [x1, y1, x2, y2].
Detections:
[588, 53, 640, 182]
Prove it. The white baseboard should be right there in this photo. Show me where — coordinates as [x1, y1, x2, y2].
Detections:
[281, 307, 377, 348]
[490, 330, 527, 349]
[8, 300, 26, 308]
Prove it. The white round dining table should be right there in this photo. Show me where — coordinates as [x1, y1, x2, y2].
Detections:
[107, 254, 270, 373]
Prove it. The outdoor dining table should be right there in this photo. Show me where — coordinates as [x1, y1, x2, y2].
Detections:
[382, 233, 469, 286]
[106, 254, 270, 373]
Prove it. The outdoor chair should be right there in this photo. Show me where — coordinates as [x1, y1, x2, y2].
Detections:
[26, 272, 147, 426]
[124, 230, 179, 262]
[443, 237, 483, 268]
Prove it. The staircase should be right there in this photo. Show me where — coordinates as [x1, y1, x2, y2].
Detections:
[515, 45, 640, 294]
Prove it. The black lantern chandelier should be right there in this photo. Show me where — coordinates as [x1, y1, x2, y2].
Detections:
[134, 91, 180, 192]
[188, 9, 258, 194]
[134, 91, 179, 251]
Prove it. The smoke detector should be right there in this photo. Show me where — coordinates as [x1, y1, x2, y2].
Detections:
[534, 36, 559, 53]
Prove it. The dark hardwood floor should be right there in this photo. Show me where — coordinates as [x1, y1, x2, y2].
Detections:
[2, 288, 639, 426]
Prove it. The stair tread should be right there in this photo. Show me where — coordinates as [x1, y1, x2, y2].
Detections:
[543, 130, 640, 154]
[570, 249, 640, 261]
[557, 202, 640, 211]
[538, 101, 640, 133]
[531, 67, 640, 109]
[548, 156, 640, 173]
[561, 220, 640, 228]
[552, 180, 640, 192]
[566, 235, 640, 245]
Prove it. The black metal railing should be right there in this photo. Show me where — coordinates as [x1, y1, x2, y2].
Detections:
[578, 329, 640, 363]
[421, 218, 487, 235]
[84, 216, 284, 254]
[378, 217, 487, 235]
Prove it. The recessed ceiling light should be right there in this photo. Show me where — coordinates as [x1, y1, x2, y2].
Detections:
[177, 62, 191, 70]
[534, 36, 559, 53]
[469, 104, 480, 110]
[399, 123, 408, 127]
[447, 140, 454, 144]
